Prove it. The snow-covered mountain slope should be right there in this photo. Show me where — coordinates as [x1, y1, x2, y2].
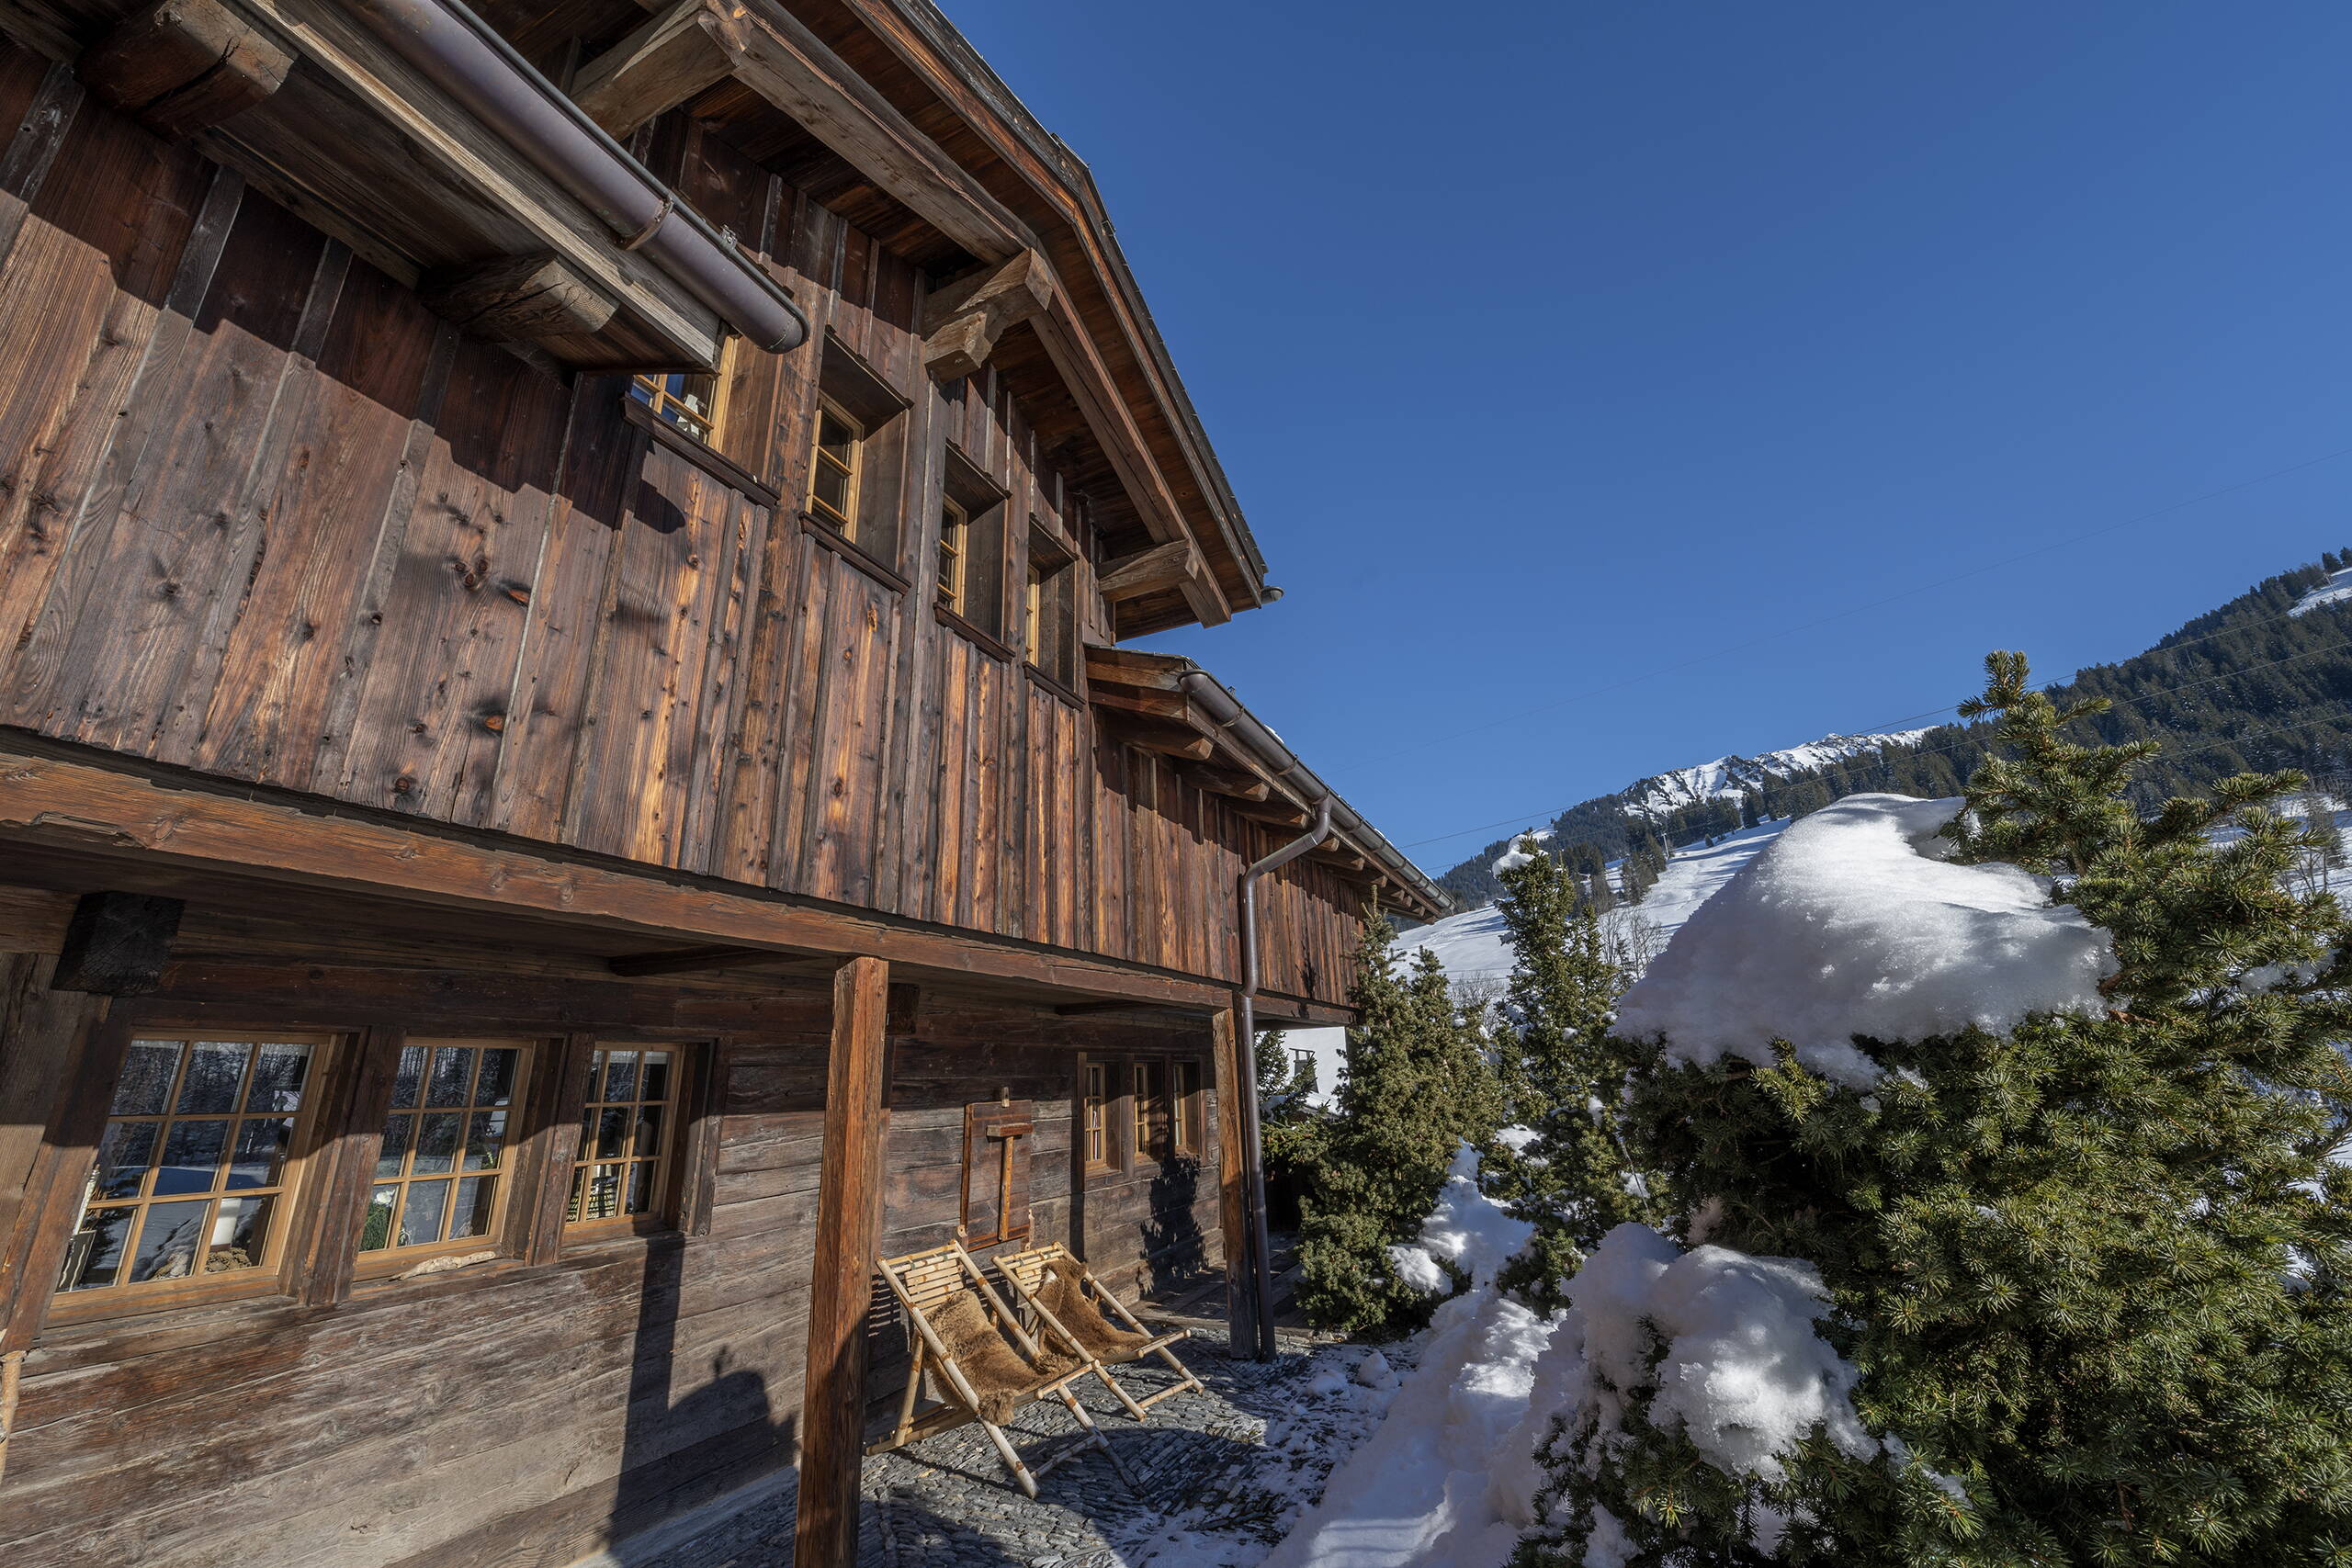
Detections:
[1620, 733, 1930, 821]
[1290, 818, 1796, 1102]
[2290, 567, 2352, 616]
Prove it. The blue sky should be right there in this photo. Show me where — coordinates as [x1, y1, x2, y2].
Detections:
[948, 0, 2352, 870]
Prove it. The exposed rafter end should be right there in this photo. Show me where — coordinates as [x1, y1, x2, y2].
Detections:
[79, 0, 292, 138]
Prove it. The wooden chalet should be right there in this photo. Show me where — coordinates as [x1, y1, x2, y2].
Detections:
[0, 0, 1446, 1562]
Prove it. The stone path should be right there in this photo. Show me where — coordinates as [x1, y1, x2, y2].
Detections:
[637, 1330, 1413, 1568]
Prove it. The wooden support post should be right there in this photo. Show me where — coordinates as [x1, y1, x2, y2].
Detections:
[793, 954, 891, 1568]
[1208, 1006, 1260, 1357]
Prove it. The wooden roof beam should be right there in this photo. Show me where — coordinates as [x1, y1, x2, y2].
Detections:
[1098, 714, 1213, 761]
[710, 0, 1227, 626]
[570, 0, 739, 140]
[80, 0, 293, 138]
[921, 248, 1053, 382]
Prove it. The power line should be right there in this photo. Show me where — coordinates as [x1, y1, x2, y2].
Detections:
[1344, 446, 2352, 773]
[1401, 628, 2352, 854]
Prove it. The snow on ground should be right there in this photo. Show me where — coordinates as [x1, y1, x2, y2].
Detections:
[1288, 818, 1794, 1106]
[2290, 567, 2352, 616]
[1618, 795, 2116, 1088]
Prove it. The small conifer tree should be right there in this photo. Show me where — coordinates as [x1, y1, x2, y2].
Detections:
[1482, 840, 1659, 1306]
[1295, 912, 1505, 1334]
[1521, 652, 2352, 1566]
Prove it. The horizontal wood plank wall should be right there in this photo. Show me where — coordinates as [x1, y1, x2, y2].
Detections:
[0, 56, 1368, 1013]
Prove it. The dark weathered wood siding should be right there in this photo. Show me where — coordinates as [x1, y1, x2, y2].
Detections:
[0, 55, 1364, 1013]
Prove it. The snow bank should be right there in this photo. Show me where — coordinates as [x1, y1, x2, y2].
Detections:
[1616, 794, 2117, 1088]
[1565, 1223, 1877, 1483]
[1387, 1143, 1536, 1294]
[2290, 566, 2352, 617]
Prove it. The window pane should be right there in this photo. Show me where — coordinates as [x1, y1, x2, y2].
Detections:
[625, 1162, 652, 1215]
[378, 1114, 414, 1179]
[476, 1049, 518, 1107]
[566, 1165, 587, 1224]
[640, 1054, 671, 1105]
[582, 1164, 624, 1221]
[60, 1206, 137, 1291]
[595, 1107, 628, 1160]
[360, 1186, 399, 1251]
[450, 1177, 497, 1241]
[112, 1042, 182, 1115]
[584, 1049, 605, 1101]
[425, 1047, 474, 1108]
[155, 1120, 228, 1195]
[634, 1104, 663, 1159]
[227, 1118, 294, 1190]
[811, 458, 851, 520]
[413, 1112, 461, 1176]
[463, 1111, 506, 1172]
[390, 1045, 427, 1109]
[94, 1121, 157, 1201]
[398, 1180, 449, 1248]
[130, 1199, 210, 1282]
[244, 1044, 311, 1112]
[817, 412, 854, 464]
[176, 1043, 250, 1113]
[603, 1051, 639, 1104]
[207, 1195, 271, 1272]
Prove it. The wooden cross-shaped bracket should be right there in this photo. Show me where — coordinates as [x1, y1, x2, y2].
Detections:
[922, 250, 1057, 383]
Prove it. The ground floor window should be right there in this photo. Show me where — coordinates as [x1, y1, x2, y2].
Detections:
[1173, 1060, 1204, 1155]
[59, 1033, 328, 1300]
[360, 1039, 529, 1261]
[567, 1044, 684, 1229]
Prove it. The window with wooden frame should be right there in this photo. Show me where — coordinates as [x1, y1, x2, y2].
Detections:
[1172, 1059, 1204, 1156]
[56, 1033, 331, 1303]
[631, 362, 726, 446]
[1024, 524, 1079, 688]
[939, 446, 1009, 641]
[1081, 1060, 1110, 1169]
[807, 395, 864, 536]
[1131, 1060, 1167, 1161]
[566, 1044, 690, 1230]
[357, 1039, 529, 1266]
[803, 338, 912, 570]
[935, 494, 971, 614]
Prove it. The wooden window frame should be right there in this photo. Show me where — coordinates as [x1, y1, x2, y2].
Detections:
[629, 340, 733, 449]
[1023, 523, 1080, 692]
[936, 493, 970, 615]
[1080, 1059, 1110, 1171]
[349, 1036, 537, 1280]
[1172, 1058, 1204, 1156]
[1130, 1058, 1168, 1164]
[561, 1040, 703, 1241]
[44, 1026, 344, 1326]
[807, 393, 865, 539]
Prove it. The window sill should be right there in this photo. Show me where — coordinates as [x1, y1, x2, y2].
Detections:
[934, 602, 1016, 661]
[799, 511, 910, 594]
[621, 396, 780, 508]
[1023, 662, 1083, 708]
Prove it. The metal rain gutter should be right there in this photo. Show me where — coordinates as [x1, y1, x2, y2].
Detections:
[344, 0, 809, 355]
[1173, 670, 1446, 914]
[1230, 796, 1330, 1361]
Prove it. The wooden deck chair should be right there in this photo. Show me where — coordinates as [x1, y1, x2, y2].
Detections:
[867, 1238, 1132, 1498]
[993, 1242, 1204, 1424]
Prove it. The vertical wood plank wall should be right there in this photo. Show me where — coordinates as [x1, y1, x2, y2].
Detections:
[0, 54, 1370, 1012]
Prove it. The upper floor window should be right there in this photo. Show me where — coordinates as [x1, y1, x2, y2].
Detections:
[59, 1034, 327, 1300]
[631, 369, 721, 445]
[1024, 525, 1078, 688]
[808, 398, 865, 536]
[359, 1039, 528, 1262]
[936, 495, 970, 613]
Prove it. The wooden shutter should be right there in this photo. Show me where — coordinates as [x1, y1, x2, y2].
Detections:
[959, 1100, 1033, 1247]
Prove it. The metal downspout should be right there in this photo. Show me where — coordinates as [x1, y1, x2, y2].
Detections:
[342, 0, 809, 353]
[1234, 795, 1331, 1361]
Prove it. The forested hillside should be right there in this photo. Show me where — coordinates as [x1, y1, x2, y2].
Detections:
[1436, 551, 2352, 908]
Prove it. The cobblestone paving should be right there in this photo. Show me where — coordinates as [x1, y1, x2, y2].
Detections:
[637, 1330, 1413, 1568]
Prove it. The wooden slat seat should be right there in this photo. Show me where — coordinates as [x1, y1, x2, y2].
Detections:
[993, 1243, 1204, 1423]
[867, 1238, 1132, 1498]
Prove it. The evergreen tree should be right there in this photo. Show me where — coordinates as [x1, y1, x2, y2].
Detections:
[1482, 843, 1659, 1307]
[1295, 914, 1507, 1334]
[1525, 652, 2352, 1566]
